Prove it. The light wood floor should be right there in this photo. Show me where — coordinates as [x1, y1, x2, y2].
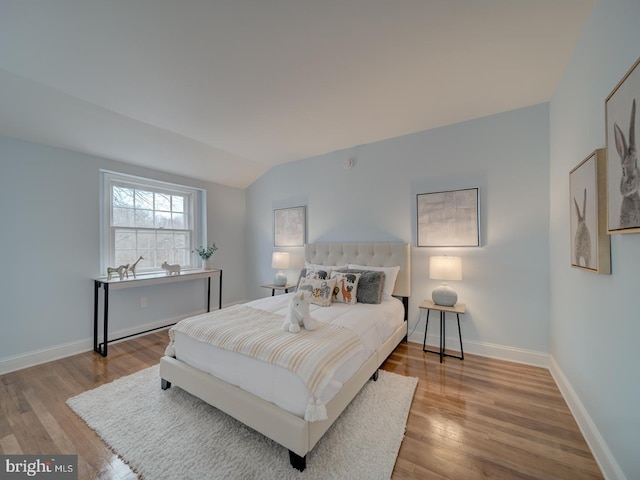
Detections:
[0, 333, 603, 479]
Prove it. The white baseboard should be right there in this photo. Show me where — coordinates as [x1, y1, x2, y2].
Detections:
[549, 357, 626, 480]
[0, 311, 204, 375]
[407, 332, 550, 368]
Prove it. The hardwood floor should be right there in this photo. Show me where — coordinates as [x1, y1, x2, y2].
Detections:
[0, 333, 602, 479]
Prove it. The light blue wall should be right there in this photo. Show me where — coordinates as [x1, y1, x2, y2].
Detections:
[0, 135, 247, 363]
[247, 104, 551, 355]
[550, 0, 640, 478]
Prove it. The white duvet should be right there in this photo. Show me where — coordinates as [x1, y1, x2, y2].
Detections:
[171, 293, 404, 418]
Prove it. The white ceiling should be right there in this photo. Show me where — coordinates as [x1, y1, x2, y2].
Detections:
[0, 0, 593, 188]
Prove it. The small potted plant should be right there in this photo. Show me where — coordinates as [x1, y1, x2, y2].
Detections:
[194, 242, 218, 270]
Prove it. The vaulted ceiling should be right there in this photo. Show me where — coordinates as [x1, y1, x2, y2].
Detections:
[0, 1, 593, 188]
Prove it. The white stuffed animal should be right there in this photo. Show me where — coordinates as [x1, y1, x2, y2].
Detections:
[283, 292, 318, 333]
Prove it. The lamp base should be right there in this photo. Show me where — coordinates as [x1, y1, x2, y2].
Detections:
[432, 285, 457, 307]
[274, 271, 287, 287]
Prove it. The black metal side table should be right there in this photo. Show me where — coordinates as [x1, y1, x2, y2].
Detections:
[419, 299, 466, 363]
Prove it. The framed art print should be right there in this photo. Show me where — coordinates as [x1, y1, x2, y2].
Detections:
[569, 149, 610, 274]
[606, 56, 640, 234]
[274, 206, 306, 247]
[417, 188, 479, 247]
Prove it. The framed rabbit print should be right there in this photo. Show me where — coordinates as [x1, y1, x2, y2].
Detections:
[606, 56, 640, 234]
[569, 149, 610, 274]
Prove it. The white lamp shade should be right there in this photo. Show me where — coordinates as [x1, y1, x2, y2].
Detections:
[271, 252, 290, 270]
[429, 256, 462, 281]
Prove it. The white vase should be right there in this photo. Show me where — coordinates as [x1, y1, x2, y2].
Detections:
[203, 259, 214, 270]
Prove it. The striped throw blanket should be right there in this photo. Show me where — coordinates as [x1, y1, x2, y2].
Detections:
[165, 305, 364, 421]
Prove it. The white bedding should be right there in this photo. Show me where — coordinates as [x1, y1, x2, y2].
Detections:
[171, 293, 404, 418]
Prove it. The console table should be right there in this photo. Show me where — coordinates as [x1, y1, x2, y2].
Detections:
[93, 269, 222, 357]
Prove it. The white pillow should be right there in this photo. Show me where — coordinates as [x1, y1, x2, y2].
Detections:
[348, 264, 400, 297]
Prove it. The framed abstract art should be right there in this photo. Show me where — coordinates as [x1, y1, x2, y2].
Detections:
[274, 206, 306, 247]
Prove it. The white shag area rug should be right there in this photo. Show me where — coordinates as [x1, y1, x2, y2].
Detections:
[67, 365, 417, 480]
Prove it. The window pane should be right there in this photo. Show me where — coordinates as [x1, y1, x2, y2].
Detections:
[155, 193, 171, 212]
[138, 249, 157, 268]
[157, 232, 173, 249]
[155, 211, 172, 228]
[113, 208, 134, 227]
[135, 209, 154, 228]
[174, 249, 187, 265]
[173, 196, 184, 213]
[136, 190, 154, 210]
[137, 231, 156, 249]
[113, 187, 134, 208]
[114, 250, 136, 266]
[172, 213, 185, 229]
[115, 230, 135, 249]
[157, 249, 173, 264]
[174, 232, 188, 248]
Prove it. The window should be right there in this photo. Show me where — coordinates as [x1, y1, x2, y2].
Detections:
[101, 171, 204, 274]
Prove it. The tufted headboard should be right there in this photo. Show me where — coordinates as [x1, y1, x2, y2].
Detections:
[304, 243, 411, 298]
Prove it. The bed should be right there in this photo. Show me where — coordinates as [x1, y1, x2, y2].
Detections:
[159, 242, 411, 471]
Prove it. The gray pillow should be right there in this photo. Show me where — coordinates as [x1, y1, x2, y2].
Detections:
[335, 269, 385, 304]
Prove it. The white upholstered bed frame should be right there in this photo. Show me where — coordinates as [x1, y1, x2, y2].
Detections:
[159, 242, 411, 471]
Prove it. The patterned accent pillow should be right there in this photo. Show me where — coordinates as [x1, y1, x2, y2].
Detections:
[296, 268, 331, 290]
[335, 269, 385, 304]
[330, 272, 361, 305]
[297, 277, 337, 307]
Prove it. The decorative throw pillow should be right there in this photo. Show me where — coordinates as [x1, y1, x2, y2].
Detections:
[335, 269, 385, 304]
[296, 268, 331, 291]
[330, 272, 361, 305]
[297, 277, 337, 307]
[348, 264, 399, 297]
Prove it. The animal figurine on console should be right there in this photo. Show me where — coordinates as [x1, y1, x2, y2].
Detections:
[161, 262, 181, 276]
[614, 98, 640, 229]
[107, 264, 129, 280]
[128, 256, 144, 278]
[282, 292, 318, 333]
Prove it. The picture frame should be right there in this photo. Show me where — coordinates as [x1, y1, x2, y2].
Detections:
[605, 56, 640, 234]
[417, 188, 480, 247]
[569, 149, 611, 274]
[274, 206, 306, 247]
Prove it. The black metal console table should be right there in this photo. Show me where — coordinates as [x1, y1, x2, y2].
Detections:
[93, 269, 222, 357]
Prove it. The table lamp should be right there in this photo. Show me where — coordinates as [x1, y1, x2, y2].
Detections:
[429, 256, 462, 307]
[272, 252, 290, 287]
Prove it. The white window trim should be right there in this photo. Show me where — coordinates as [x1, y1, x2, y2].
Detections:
[100, 170, 206, 275]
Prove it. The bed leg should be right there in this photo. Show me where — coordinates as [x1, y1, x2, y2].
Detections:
[289, 451, 306, 471]
[371, 369, 379, 381]
[161, 379, 171, 390]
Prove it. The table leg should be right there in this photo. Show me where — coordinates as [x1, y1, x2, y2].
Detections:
[102, 283, 109, 357]
[207, 277, 211, 312]
[93, 281, 99, 352]
[440, 311, 445, 363]
[457, 313, 464, 360]
[218, 270, 223, 309]
[422, 309, 430, 351]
